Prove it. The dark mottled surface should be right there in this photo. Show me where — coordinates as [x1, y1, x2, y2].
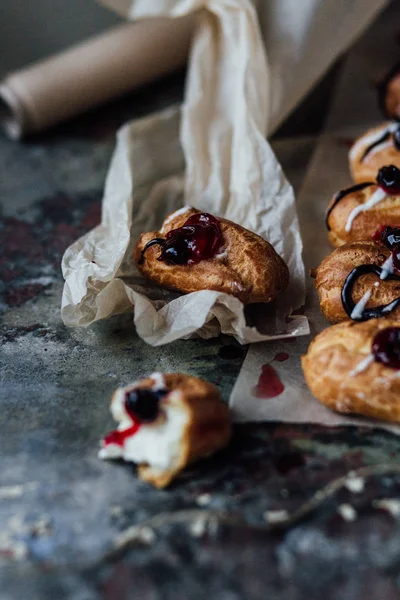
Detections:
[3, 8, 400, 598]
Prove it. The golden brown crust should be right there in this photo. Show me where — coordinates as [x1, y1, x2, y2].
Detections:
[312, 241, 400, 323]
[133, 207, 289, 304]
[301, 319, 400, 423]
[326, 184, 400, 247]
[137, 373, 231, 488]
[349, 123, 400, 183]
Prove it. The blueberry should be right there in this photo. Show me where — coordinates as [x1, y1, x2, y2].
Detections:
[377, 165, 400, 194]
[124, 388, 166, 422]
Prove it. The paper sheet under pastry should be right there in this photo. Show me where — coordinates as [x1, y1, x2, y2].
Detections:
[230, 2, 400, 435]
[61, 0, 385, 346]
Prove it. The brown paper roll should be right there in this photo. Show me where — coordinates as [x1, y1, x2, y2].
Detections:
[0, 15, 195, 139]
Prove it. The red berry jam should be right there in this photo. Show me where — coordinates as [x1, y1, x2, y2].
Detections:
[104, 423, 141, 446]
[103, 388, 167, 447]
[376, 165, 400, 195]
[139, 213, 223, 266]
[252, 364, 284, 398]
[372, 327, 400, 369]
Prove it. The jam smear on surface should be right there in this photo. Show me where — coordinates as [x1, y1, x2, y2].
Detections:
[376, 165, 400, 195]
[372, 327, 400, 369]
[273, 352, 289, 362]
[103, 388, 167, 447]
[139, 213, 223, 266]
[252, 364, 284, 398]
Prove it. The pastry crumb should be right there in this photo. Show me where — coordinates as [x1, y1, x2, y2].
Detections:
[338, 503, 357, 522]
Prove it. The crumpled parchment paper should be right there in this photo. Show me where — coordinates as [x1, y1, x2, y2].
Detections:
[61, 0, 386, 346]
[231, 1, 400, 435]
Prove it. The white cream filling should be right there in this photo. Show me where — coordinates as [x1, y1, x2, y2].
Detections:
[99, 378, 187, 471]
[350, 289, 372, 320]
[150, 372, 166, 391]
[345, 187, 387, 232]
[349, 354, 374, 377]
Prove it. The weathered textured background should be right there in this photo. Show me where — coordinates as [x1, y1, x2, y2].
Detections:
[2, 2, 400, 599]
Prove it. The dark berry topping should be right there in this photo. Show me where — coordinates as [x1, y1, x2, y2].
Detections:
[374, 225, 400, 249]
[372, 327, 400, 369]
[125, 388, 167, 423]
[376, 165, 400, 195]
[139, 212, 223, 266]
[372, 226, 400, 271]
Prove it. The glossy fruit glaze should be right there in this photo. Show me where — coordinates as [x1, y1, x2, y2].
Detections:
[139, 213, 223, 266]
[104, 388, 167, 447]
[372, 327, 400, 369]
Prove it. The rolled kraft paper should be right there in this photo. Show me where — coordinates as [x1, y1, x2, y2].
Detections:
[0, 15, 196, 139]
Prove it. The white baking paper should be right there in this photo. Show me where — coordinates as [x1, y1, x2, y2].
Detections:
[62, 0, 386, 347]
[230, 1, 400, 435]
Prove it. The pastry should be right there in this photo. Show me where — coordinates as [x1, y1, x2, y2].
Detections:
[378, 61, 400, 121]
[302, 319, 400, 424]
[99, 372, 231, 488]
[326, 165, 400, 247]
[134, 207, 289, 304]
[311, 231, 400, 324]
[349, 122, 400, 183]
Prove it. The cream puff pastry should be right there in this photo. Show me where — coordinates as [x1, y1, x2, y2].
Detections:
[99, 373, 231, 488]
[378, 61, 400, 121]
[349, 122, 400, 183]
[302, 319, 400, 424]
[311, 233, 400, 324]
[134, 207, 289, 304]
[326, 165, 400, 247]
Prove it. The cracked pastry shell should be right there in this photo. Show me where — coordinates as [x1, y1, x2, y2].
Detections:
[349, 123, 400, 183]
[326, 184, 400, 247]
[311, 241, 400, 324]
[134, 207, 289, 304]
[302, 319, 400, 424]
[102, 373, 231, 489]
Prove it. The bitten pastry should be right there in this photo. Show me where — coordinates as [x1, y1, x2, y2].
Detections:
[326, 165, 400, 247]
[378, 61, 400, 121]
[134, 207, 289, 304]
[302, 319, 400, 424]
[349, 122, 400, 183]
[99, 373, 231, 488]
[311, 230, 400, 324]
